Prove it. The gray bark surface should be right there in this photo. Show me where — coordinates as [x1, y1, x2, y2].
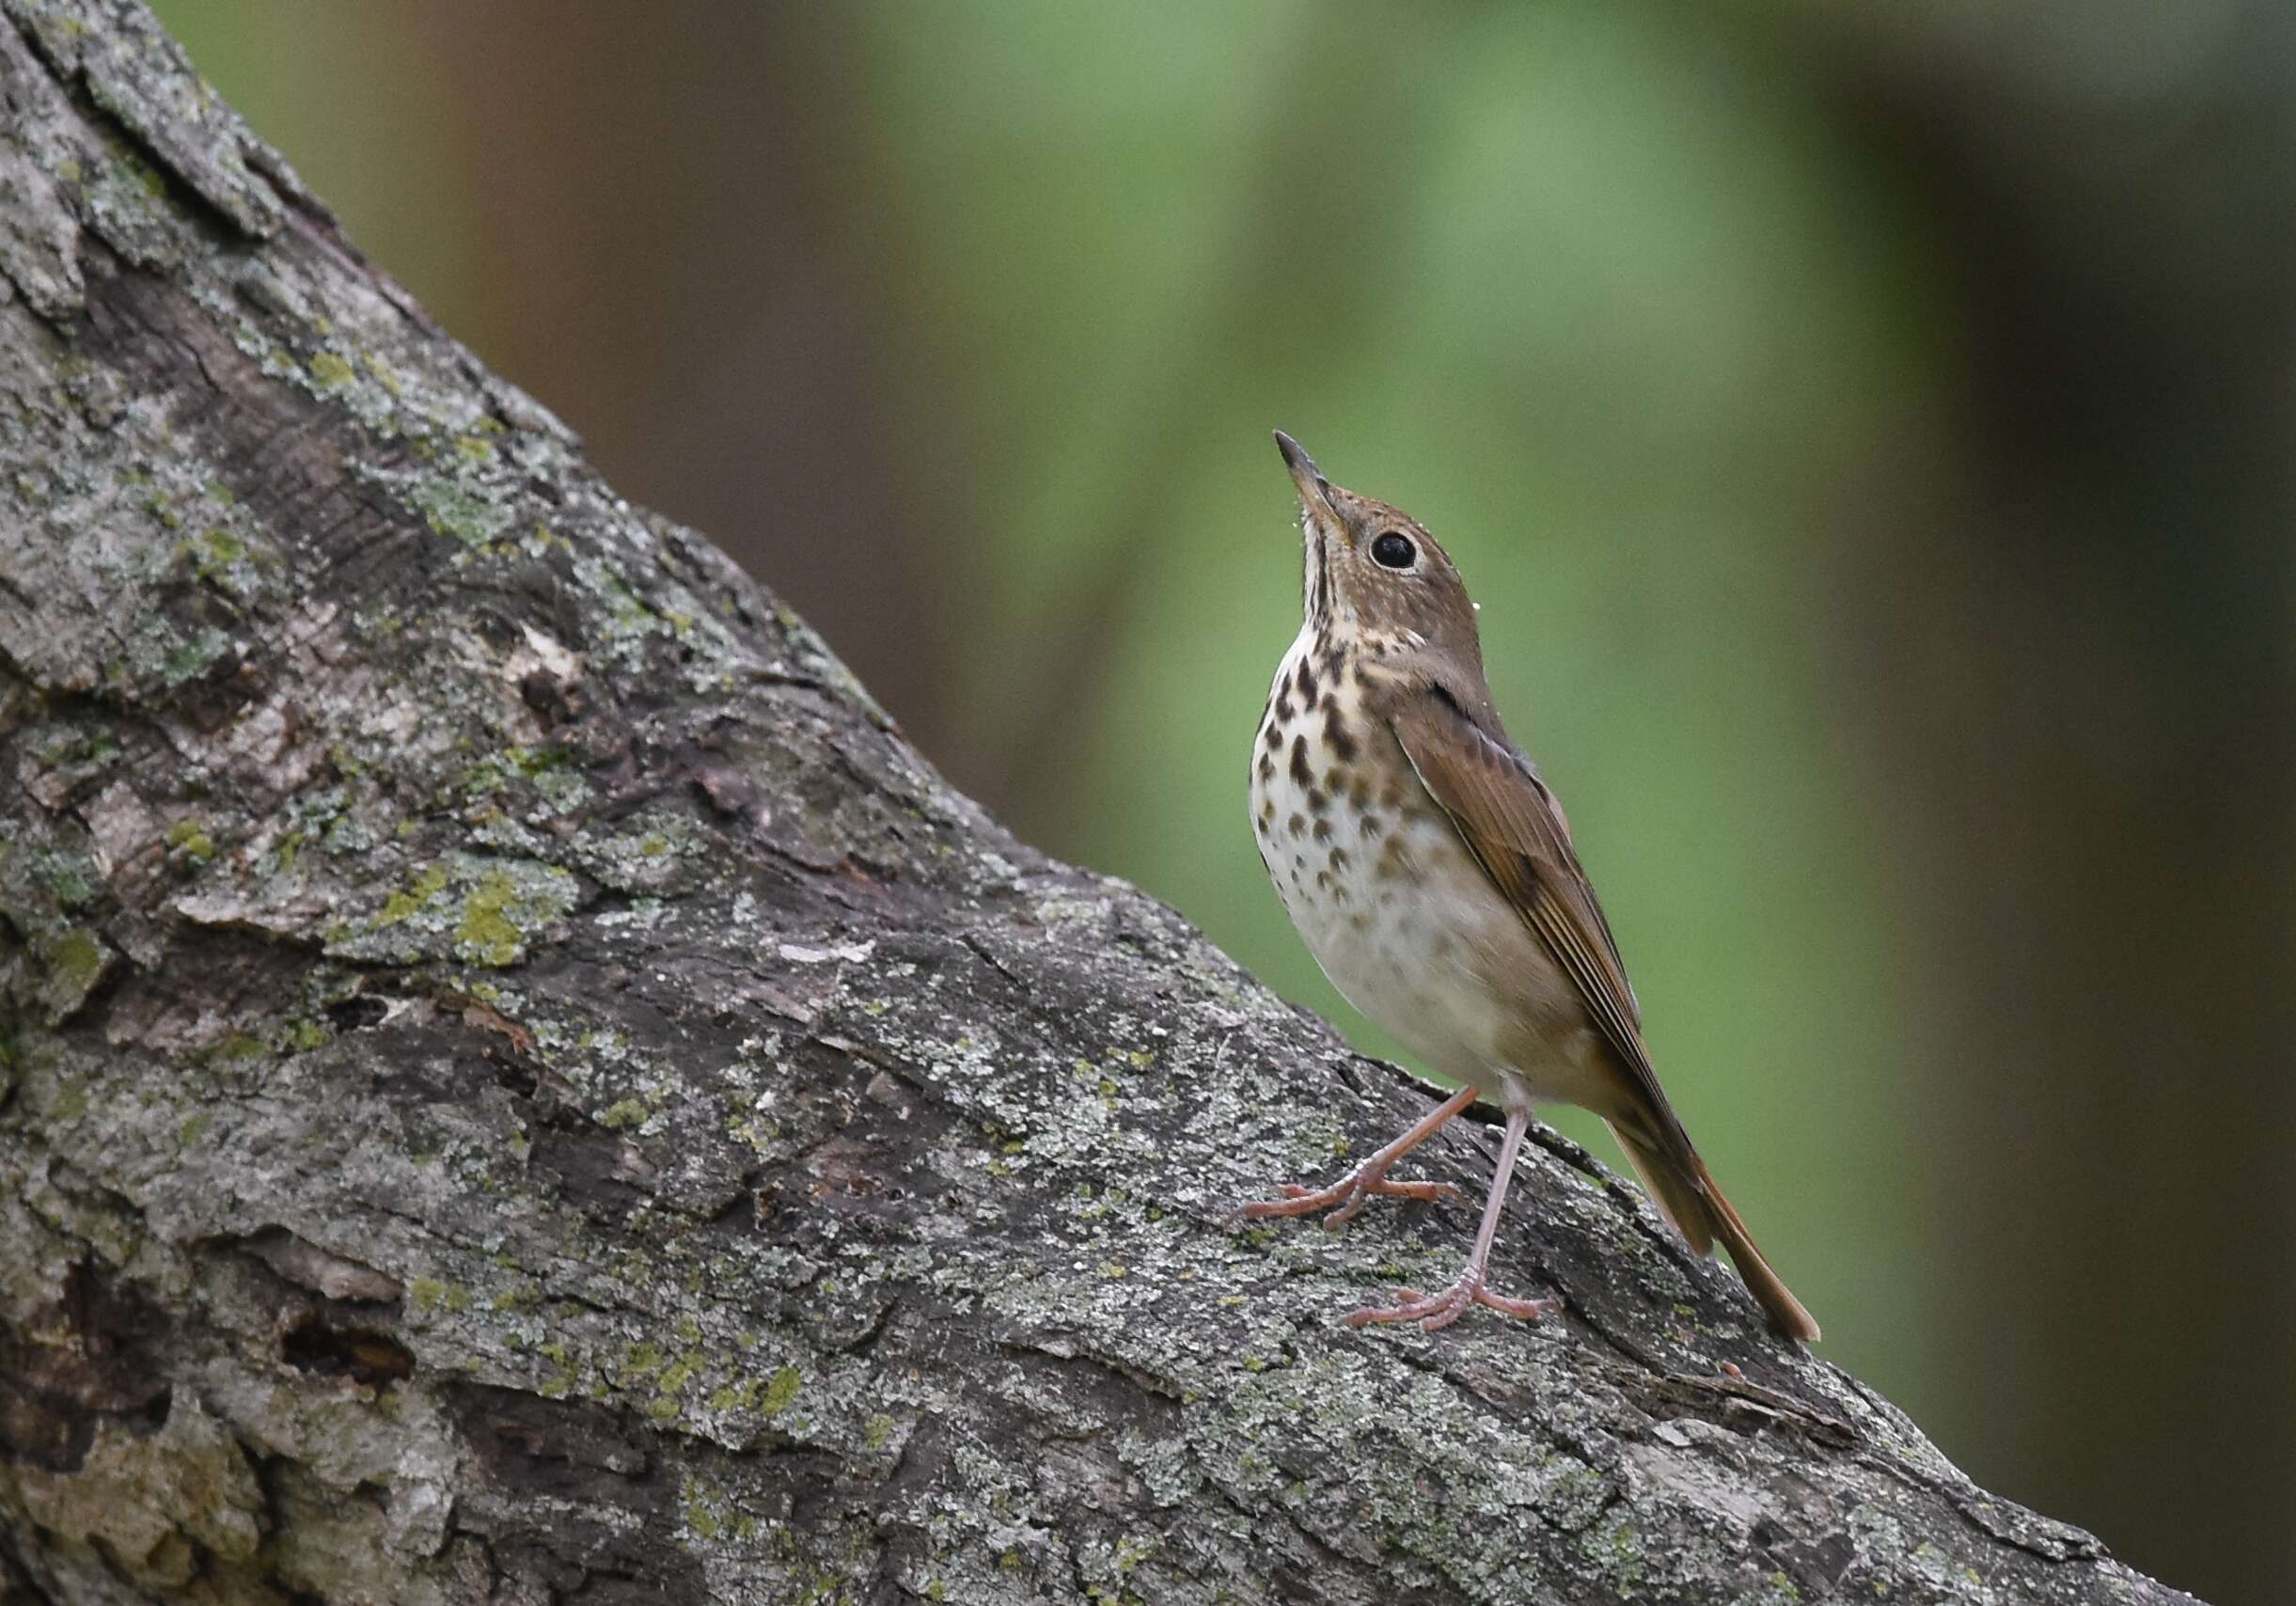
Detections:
[0, 5, 2203, 1603]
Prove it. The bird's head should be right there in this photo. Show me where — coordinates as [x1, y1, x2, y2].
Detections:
[1274, 432, 1483, 670]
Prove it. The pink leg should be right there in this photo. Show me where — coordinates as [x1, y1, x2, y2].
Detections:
[1343, 1105, 1558, 1331]
[1234, 1083, 1477, 1227]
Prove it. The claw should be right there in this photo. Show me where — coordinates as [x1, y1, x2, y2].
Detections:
[1232, 1084, 1483, 1231]
[1343, 1264, 1559, 1332]
[1342, 1105, 1555, 1331]
[1242, 1094, 1553, 1336]
[1234, 1165, 1458, 1228]
[1364, 1179, 1454, 1204]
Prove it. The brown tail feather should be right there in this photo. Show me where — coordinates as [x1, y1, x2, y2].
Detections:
[1608, 1123, 1820, 1343]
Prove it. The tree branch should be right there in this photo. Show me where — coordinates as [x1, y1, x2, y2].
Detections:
[0, 4, 2199, 1602]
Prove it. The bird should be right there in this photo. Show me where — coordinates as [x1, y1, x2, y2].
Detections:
[1238, 430, 1818, 1342]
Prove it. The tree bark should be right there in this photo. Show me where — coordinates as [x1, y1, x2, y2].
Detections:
[0, 5, 2203, 1603]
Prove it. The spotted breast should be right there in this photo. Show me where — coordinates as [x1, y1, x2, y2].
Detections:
[1246, 625, 1589, 1110]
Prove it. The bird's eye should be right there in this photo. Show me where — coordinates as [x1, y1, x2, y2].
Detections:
[1370, 531, 1416, 569]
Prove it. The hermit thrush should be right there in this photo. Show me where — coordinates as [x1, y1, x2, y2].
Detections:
[1239, 432, 1818, 1342]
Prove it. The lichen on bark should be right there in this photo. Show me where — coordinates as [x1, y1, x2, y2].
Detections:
[0, 3, 2207, 1603]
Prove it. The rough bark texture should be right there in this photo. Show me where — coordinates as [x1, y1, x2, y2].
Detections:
[0, 5, 2205, 1604]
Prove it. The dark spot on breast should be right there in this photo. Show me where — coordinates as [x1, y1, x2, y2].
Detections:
[1329, 846, 1352, 872]
[1349, 777, 1372, 811]
[1258, 753, 1275, 782]
[1296, 659, 1317, 708]
[1360, 811, 1384, 839]
[1324, 766, 1345, 792]
[1262, 721, 1281, 750]
[1289, 734, 1313, 787]
[1314, 870, 1332, 891]
[1312, 817, 1332, 842]
[1274, 693, 1295, 723]
[1353, 663, 1374, 689]
[1305, 787, 1329, 815]
[1324, 712, 1358, 763]
[1320, 643, 1345, 678]
[1287, 812, 1306, 838]
[1259, 801, 1275, 827]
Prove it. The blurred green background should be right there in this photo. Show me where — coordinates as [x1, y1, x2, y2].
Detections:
[150, 4, 2293, 1600]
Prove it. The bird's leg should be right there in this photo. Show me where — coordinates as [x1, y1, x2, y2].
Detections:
[1234, 1082, 1477, 1227]
[1344, 1104, 1558, 1331]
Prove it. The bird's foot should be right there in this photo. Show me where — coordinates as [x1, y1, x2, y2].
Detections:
[1342, 1261, 1558, 1332]
[1232, 1163, 1458, 1228]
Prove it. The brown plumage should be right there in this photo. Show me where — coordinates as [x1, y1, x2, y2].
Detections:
[1239, 432, 1817, 1343]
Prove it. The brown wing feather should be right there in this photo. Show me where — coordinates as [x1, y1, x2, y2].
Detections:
[1386, 686, 1697, 1171]
[1386, 685, 1822, 1341]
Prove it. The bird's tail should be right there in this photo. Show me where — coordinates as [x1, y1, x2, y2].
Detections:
[1609, 1121, 1820, 1344]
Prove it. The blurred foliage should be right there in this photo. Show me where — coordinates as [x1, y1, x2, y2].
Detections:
[150, 4, 2294, 1601]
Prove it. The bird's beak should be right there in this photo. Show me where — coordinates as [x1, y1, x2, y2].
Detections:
[1274, 430, 1337, 518]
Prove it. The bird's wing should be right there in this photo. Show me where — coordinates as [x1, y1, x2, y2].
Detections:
[1387, 685, 1695, 1164]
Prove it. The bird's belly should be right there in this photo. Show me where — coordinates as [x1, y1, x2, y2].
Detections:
[1250, 712, 1601, 1105]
